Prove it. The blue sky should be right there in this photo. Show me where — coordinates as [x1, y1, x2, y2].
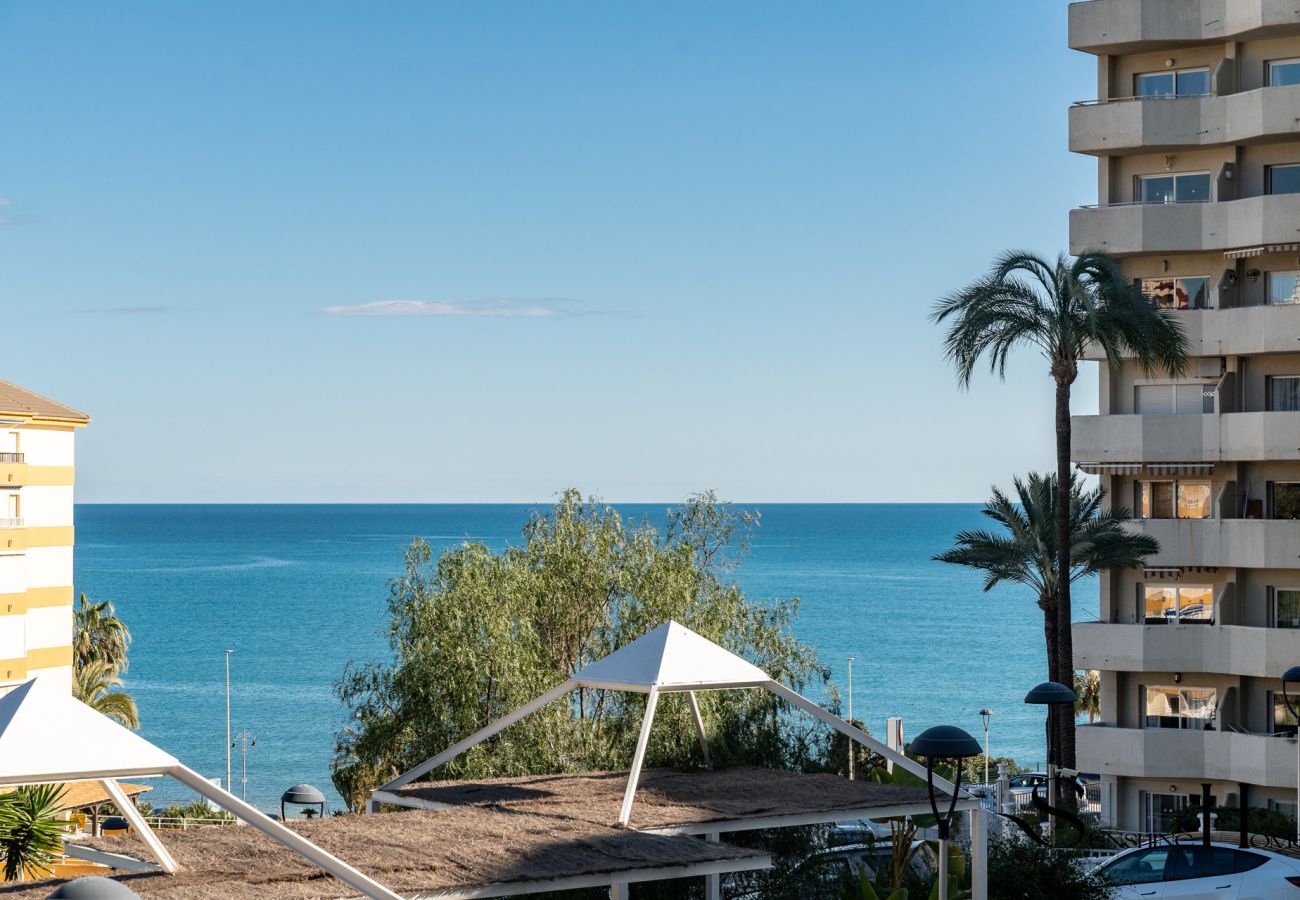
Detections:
[1, 1, 1099, 502]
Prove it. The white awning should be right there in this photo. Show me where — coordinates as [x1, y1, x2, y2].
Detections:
[1225, 243, 1300, 259]
[1146, 463, 1215, 476]
[1076, 463, 1142, 475]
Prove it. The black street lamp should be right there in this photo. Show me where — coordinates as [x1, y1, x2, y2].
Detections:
[1281, 666, 1300, 843]
[1024, 680, 1076, 839]
[910, 724, 982, 900]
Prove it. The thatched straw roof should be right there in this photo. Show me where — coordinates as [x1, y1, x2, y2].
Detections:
[0, 805, 767, 899]
[392, 765, 938, 832]
[4, 765, 935, 898]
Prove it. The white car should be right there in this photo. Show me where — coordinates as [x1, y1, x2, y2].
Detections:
[1097, 840, 1300, 898]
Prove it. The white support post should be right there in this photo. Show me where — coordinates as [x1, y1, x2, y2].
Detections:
[705, 832, 721, 900]
[101, 779, 178, 874]
[379, 679, 575, 793]
[765, 681, 959, 795]
[618, 687, 660, 826]
[687, 691, 712, 770]
[970, 807, 988, 900]
[169, 765, 403, 900]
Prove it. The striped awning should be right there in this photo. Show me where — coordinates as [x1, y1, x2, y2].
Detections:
[1075, 462, 1213, 476]
[1076, 463, 1142, 475]
[1146, 463, 1215, 476]
[1225, 243, 1300, 259]
[1143, 565, 1219, 579]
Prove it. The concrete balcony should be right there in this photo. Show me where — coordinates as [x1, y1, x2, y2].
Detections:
[1070, 194, 1300, 257]
[1070, 0, 1300, 54]
[1072, 411, 1300, 463]
[1135, 518, 1300, 569]
[1082, 305, 1300, 361]
[1077, 724, 1297, 787]
[1070, 86, 1300, 156]
[1074, 622, 1300, 678]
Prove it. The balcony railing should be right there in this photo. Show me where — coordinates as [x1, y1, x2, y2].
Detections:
[0, 518, 24, 529]
[0, 453, 23, 464]
[1072, 92, 1212, 107]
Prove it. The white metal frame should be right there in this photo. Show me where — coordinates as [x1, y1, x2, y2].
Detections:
[1135, 170, 1213, 204]
[1267, 271, 1300, 306]
[1138, 274, 1211, 310]
[1134, 67, 1210, 97]
[1141, 582, 1214, 624]
[1268, 57, 1300, 86]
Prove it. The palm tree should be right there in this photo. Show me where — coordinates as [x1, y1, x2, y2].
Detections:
[0, 784, 67, 881]
[73, 659, 140, 730]
[932, 250, 1188, 768]
[72, 593, 131, 674]
[934, 472, 1160, 765]
[1075, 669, 1102, 724]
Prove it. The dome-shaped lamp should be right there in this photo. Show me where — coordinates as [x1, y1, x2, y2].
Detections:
[1023, 681, 1076, 706]
[280, 783, 327, 821]
[909, 724, 981, 844]
[46, 876, 142, 898]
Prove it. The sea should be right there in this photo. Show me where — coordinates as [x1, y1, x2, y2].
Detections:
[72, 503, 1098, 812]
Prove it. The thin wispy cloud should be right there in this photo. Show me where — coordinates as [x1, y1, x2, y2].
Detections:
[321, 298, 586, 319]
[0, 198, 33, 227]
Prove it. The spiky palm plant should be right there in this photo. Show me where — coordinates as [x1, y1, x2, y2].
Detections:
[935, 473, 1158, 761]
[0, 784, 67, 881]
[1075, 669, 1102, 724]
[73, 593, 132, 674]
[932, 251, 1188, 768]
[73, 659, 140, 730]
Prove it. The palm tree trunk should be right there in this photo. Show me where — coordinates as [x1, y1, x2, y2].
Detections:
[1041, 599, 1061, 768]
[1054, 377, 1076, 771]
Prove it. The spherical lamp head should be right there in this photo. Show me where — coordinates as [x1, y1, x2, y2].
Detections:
[1024, 681, 1076, 706]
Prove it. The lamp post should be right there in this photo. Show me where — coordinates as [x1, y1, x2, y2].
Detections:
[1281, 666, 1300, 843]
[224, 649, 234, 794]
[232, 730, 256, 803]
[910, 724, 982, 900]
[979, 708, 993, 785]
[1024, 680, 1076, 842]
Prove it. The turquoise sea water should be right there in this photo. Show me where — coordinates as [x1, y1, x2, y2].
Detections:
[73, 503, 1098, 812]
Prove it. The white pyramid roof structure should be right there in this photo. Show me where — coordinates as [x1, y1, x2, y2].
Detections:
[0, 677, 179, 786]
[572, 621, 771, 691]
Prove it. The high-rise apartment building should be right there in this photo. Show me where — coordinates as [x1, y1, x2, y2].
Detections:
[0, 380, 89, 696]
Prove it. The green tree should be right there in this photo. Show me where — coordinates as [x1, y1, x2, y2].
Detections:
[73, 659, 140, 730]
[933, 472, 1159, 764]
[933, 250, 1188, 769]
[334, 491, 830, 797]
[72, 594, 131, 674]
[0, 784, 67, 881]
[986, 837, 1112, 900]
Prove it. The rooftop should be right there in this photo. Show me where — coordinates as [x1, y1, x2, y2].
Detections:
[0, 379, 88, 425]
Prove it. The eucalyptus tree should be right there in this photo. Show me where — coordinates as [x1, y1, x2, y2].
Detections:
[934, 473, 1158, 761]
[932, 251, 1188, 767]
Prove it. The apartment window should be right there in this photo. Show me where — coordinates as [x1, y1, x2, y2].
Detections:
[1143, 585, 1214, 624]
[1139, 793, 1191, 835]
[1267, 164, 1300, 196]
[1274, 588, 1300, 628]
[1268, 272, 1300, 306]
[1274, 695, 1298, 736]
[1137, 482, 1211, 519]
[1140, 276, 1209, 310]
[1268, 58, 1300, 87]
[1136, 68, 1210, 98]
[1272, 482, 1300, 519]
[1138, 172, 1211, 204]
[1145, 686, 1216, 729]
[1267, 376, 1300, 411]
[1135, 382, 1206, 415]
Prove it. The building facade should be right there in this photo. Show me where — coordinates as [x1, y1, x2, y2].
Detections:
[0, 381, 89, 696]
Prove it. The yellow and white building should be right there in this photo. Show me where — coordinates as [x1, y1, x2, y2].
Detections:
[0, 380, 89, 695]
